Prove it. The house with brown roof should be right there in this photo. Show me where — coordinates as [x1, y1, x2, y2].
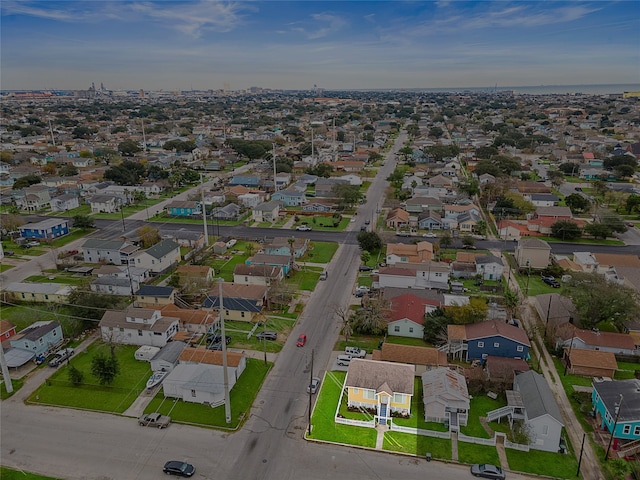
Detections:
[98, 307, 179, 347]
[556, 324, 637, 356]
[385, 207, 410, 230]
[485, 356, 530, 385]
[563, 348, 617, 378]
[233, 264, 283, 286]
[386, 242, 433, 265]
[344, 359, 414, 426]
[372, 343, 447, 375]
[160, 304, 219, 335]
[175, 265, 215, 286]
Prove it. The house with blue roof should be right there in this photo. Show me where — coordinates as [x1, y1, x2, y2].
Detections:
[592, 379, 640, 456]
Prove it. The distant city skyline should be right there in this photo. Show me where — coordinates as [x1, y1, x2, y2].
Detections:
[1, 1, 638, 91]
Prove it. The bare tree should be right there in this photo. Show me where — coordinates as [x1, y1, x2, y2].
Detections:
[333, 304, 353, 343]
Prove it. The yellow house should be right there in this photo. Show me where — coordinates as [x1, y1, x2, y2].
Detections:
[4, 282, 74, 303]
[344, 359, 414, 425]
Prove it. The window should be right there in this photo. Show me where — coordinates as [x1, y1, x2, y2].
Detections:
[45, 295, 49, 300]
[364, 390, 375, 400]
[138, 330, 143, 336]
[353, 388, 359, 394]
[119, 328, 124, 332]
[241, 312, 245, 318]
[21, 293, 25, 299]
[393, 393, 404, 403]
[435, 272, 442, 277]
[517, 345, 524, 352]
[493, 342, 500, 348]
[409, 327, 414, 333]
[191, 389, 196, 397]
[623, 425, 631, 435]
[634, 426, 640, 436]
[477, 341, 484, 348]
[542, 424, 549, 435]
[394, 326, 400, 332]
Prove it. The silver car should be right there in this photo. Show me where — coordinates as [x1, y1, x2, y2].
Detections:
[307, 377, 321, 394]
[470, 464, 505, 480]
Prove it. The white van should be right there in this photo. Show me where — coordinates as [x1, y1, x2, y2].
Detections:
[319, 271, 328, 281]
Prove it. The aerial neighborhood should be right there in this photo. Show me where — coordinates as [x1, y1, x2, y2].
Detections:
[2, 87, 640, 480]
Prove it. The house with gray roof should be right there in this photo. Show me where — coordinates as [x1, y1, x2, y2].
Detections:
[475, 255, 504, 281]
[133, 239, 180, 274]
[4, 282, 74, 303]
[514, 371, 564, 452]
[421, 367, 469, 430]
[211, 203, 241, 219]
[271, 188, 307, 207]
[82, 239, 139, 265]
[150, 340, 187, 373]
[9, 321, 63, 357]
[98, 307, 179, 347]
[252, 200, 282, 223]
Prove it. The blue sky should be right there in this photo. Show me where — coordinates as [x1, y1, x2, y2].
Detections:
[1, 1, 638, 91]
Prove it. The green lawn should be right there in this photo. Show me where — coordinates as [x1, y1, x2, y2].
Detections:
[223, 317, 295, 353]
[460, 395, 507, 439]
[506, 448, 578, 479]
[24, 273, 90, 287]
[615, 361, 640, 380]
[209, 252, 250, 281]
[303, 241, 339, 264]
[0, 263, 14, 272]
[144, 358, 271, 429]
[49, 228, 94, 247]
[383, 431, 452, 459]
[0, 467, 62, 480]
[335, 336, 382, 354]
[29, 343, 150, 413]
[457, 443, 501, 466]
[308, 371, 378, 447]
[0, 304, 78, 332]
[1, 377, 25, 400]
[385, 336, 432, 348]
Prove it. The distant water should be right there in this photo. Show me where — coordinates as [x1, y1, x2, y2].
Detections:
[413, 84, 640, 95]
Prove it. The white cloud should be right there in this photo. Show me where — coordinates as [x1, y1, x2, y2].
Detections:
[306, 12, 348, 39]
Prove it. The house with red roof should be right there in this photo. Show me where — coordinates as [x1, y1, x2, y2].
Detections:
[556, 324, 637, 356]
[387, 293, 441, 339]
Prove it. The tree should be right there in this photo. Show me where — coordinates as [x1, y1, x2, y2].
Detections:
[422, 307, 449, 344]
[42, 162, 57, 175]
[356, 231, 382, 252]
[475, 220, 487, 236]
[503, 289, 520, 320]
[626, 194, 640, 214]
[461, 235, 476, 247]
[600, 212, 628, 233]
[361, 251, 371, 264]
[399, 145, 414, 161]
[91, 353, 120, 386]
[137, 225, 161, 248]
[59, 164, 79, 176]
[0, 213, 25, 233]
[458, 178, 480, 197]
[13, 174, 42, 190]
[475, 146, 498, 159]
[566, 272, 640, 330]
[350, 297, 390, 335]
[428, 126, 444, 138]
[439, 231, 453, 249]
[68, 365, 84, 386]
[118, 139, 142, 156]
[548, 170, 565, 187]
[583, 222, 612, 239]
[564, 193, 590, 214]
[332, 183, 362, 207]
[306, 163, 332, 178]
[368, 152, 384, 164]
[447, 298, 488, 324]
[104, 160, 146, 185]
[334, 305, 353, 343]
[72, 214, 95, 229]
[406, 124, 420, 137]
[550, 220, 582, 240]
[615, 164, 636, 179]
[558, 162, 580, 176]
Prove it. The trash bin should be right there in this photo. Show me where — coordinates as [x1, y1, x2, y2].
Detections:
[426, 453, 431, 462]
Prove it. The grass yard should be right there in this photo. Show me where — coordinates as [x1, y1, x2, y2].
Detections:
[303, 241, 339, 264]
[0, 304, 78, 332]
[506, 448, 578, 479]
[1, 377, 25, 400]
[515, 274, 567, 297]
[223, 317, 295, 353]
[615, 361, 640, 380]
[49, 229, 94, 247]
[0, 467, 62, 480]
[335, 336, 381, 354]
[0, 263, 14, 272]
[460, 395, 507, 439]
[30, 343, 150, 413]
[24, 273, 90, 287]
[308, 371, 378, 448]
[209, 252, 250, 281]
[384, 336, 432, 348]
[383, 431, 452, 459]
[144, 358, 271, 429]
[457, 443, 501, 466]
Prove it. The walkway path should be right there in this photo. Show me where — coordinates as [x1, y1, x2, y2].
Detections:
[494, 248, 603, 480]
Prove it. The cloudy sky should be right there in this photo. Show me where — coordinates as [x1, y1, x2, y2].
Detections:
[1, 1, 638, 91]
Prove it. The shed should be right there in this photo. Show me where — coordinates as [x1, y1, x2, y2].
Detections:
[135, 345, 160, 362]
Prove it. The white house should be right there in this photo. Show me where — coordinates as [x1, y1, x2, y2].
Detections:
[98, 307, 179, 347]
[475, 255, 504, 281]
[133, 239, 181, 274]
[376, 262, 450, 290]
[89, 194, 120, 213]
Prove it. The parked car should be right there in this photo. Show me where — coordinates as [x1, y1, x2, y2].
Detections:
[296, 334, 307, 347]
[359, 265, 372, 272]
[138, 412, 171, 429]
[307, 376, 321, 394]
[470, 464, 505, 480]
[336, 355, 352, 366]
[541, 275, 561, 288]
[422, 232, 437, 238]
[48, 348, 74, 367]
[627, 222, 635, 227]
[319, 271, 328, 281]
[462, 245, 477, 250]
[207, 334, 231, 345]
[163, 461, 195, 477]
[256, 331, 277, 341]
[4, 250, 14, 256]
[27, 241, 41, 247]
[296, 225, 312, 231]
[345, 346, 366, 358]
[364, 219, 370, 225]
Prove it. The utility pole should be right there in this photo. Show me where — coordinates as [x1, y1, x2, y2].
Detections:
[219, 278, 231, 424]
[272, 144, 277, 193]
[543, 294, 553, 340]
[0, 346, 13, 393]
[201, 173, 209, 247]
[308, 348, 314, 436]
[604, 394, 623, 460]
